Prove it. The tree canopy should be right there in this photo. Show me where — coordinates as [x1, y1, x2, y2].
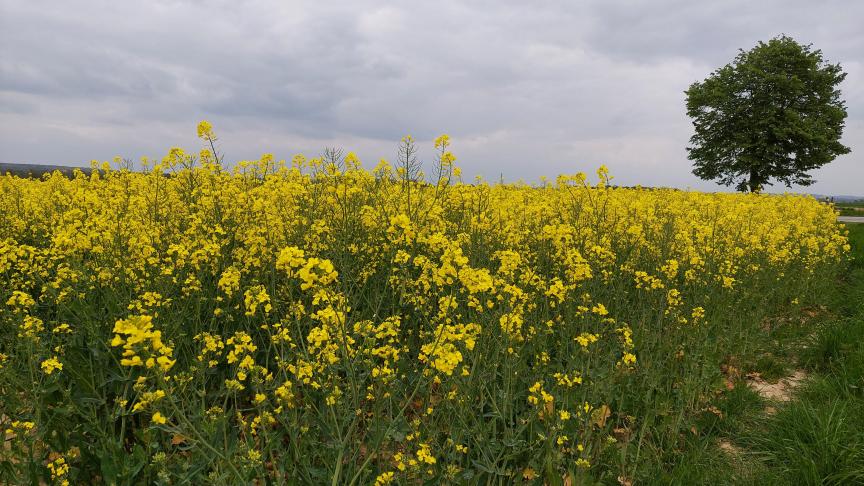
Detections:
[686, 35, 850, 192]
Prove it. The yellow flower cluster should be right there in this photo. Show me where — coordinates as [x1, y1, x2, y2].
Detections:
[131, 389, 166, 412]
[243, 285, 272, 316]
[419, 322, 481, 376]
[47, 456, 71, 486]
[111, 315, 175, 371]
[40, 356, 63, 375]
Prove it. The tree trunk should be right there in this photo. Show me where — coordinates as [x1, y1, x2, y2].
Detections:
[748, 167, 760, 193]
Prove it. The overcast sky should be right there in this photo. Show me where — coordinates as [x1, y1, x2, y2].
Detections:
[1, 1, 862, 195]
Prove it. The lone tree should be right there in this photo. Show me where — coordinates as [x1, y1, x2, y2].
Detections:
[686, 35, 850, 192]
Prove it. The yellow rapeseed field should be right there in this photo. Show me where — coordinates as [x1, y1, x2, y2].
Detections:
[0, 123, 849, 484]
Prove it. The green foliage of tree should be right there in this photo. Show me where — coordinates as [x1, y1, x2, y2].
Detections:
[686, 35, 850, 192]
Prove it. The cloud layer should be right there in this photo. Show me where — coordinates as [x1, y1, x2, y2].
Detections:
[1, 0, 862, 194]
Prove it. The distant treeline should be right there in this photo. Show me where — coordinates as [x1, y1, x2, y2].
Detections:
[0, 163, 93, 178]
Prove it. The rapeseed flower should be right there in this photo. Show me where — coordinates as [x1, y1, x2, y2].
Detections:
[40, 356, 63, 375]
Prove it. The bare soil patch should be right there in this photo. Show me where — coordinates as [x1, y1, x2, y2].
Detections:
[746, 369, 808, 402]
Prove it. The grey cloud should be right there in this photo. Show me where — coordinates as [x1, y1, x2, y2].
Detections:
[582, 1, 864, 64]
[0, 92, 37, 114]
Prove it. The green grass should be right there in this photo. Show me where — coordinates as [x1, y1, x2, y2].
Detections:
[631, 382, 774, 484]
[648, 223, 864, 485]
[742, 398, 864, 484]
[837, 202, 864, 217]
[839, 208, 863, 216]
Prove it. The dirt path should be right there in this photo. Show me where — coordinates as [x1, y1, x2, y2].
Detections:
[747, 369, 808, 403]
